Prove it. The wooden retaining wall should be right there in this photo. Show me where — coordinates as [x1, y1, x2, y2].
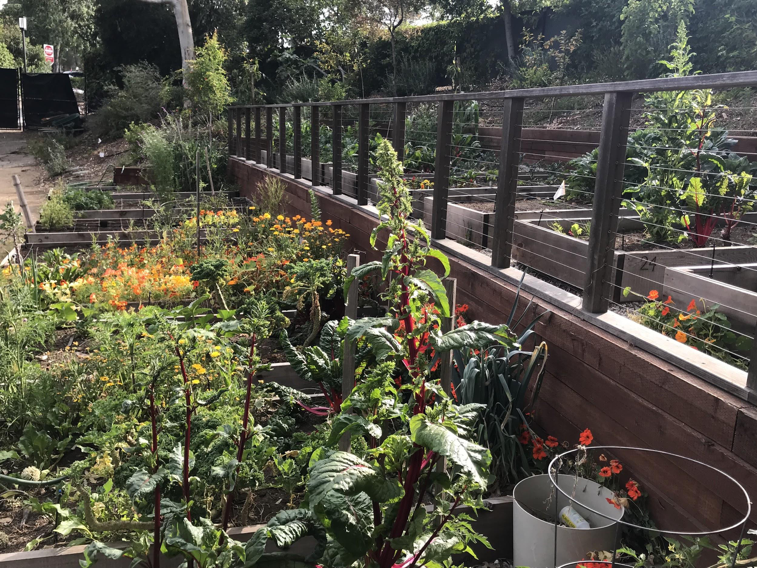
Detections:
[230, 157, 757, 539]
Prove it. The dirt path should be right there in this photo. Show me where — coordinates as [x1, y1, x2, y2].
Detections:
[0, 131, 47, 226]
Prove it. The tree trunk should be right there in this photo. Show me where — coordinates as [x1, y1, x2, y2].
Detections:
[139, 0, 195, 77]
[390, 29, 397, 96]
[501, 1, 516, 64]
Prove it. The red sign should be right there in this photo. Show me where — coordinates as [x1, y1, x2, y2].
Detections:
[44, 44, 54, 64]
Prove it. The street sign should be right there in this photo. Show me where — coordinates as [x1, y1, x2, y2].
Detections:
[44, 44, 54, 64]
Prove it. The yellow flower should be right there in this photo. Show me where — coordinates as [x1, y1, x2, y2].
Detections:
[210, 351, 221, 358]
[179, 338, 187, 345]
[277, 215, 285, 220]
[191, 379, 200, 384]
[268, 248, 275, 252]
[100, 376, 109, 382]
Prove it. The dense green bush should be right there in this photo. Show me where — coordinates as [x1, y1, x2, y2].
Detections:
[28, 137, 69, 177]
[38, 189, 75, 230]
[89, 62, 166, 139]
[62, 189, 115, 211]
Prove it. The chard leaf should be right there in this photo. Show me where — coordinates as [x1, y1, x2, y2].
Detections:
[409, 415, 490, 486]
[431, 321, 515, 352]
[326, 415, 382, 446]
[126, 468, 165, 501]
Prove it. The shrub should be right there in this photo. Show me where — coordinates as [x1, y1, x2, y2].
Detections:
[184, 32, 233, 119]
[256, 176, 287, 216]
[38, 189, 74, 230]
[28, 137, 69, 177]
[62, 189, 115, 211]
[89, 63, 165, 139]
[139, 125, 176, 196]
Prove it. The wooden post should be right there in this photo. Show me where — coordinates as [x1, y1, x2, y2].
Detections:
[393, 101, 406, 162]
[279, 107, 287, 174]
[311, 105, 320, 186]
[491, 98, 525, 268]
[357, 103, 369, 205]
[339, 253, 360, 452]
[235, 108, 242, 159]
[293, 106, 302, 179]
[582, 92, 633, 313]
[254, 107, 262, 163]
[227, 108, 234, 156]
[439, 278, 457, 397]
[332, 105, 342, 195]
[245, 108, 251, 160]
[432, 100, 454, 240]
[266, 108, 273, 168]
[12, 175, 33, 229]
[747, 324, 757, 394]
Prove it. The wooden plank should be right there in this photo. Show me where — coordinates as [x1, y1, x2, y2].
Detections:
[340, 253, 360, 452]
[733, 406, 757, 470]
[583, 92, 633, 313]
[542, 347, 757, 521]
[245, 108, 251, 160]
[311, 105, 320, 186]
[254, 107, 262, 163]
[491, 97, 524, 268]
[393, 101, 406, 162]
[432, 100, 454, 240]
[279, 106, 287, 175]
[228, 109, 234, 156]
[749, 323, 757, 393]
[235, 108, 242, 159]
[357, 103, 369, 205]
[293, 106, 302, 179]
[332, 105, 342, 195]
[266, 107, 273, 168]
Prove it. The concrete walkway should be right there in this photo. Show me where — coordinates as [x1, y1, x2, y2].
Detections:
[0, 130, 46, 226]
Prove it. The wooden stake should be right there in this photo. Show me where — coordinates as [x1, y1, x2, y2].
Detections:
[339, 253, 360, 452]
[12, 175, 33, 229]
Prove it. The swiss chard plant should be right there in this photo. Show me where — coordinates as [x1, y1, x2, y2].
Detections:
[244, 139, 517, 568]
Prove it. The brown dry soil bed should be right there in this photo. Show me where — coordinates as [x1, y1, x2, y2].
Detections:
[614, 224, 757, 252]
[454, 197, 588, 213]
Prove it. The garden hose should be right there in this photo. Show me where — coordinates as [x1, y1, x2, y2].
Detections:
[0, 473, 69, 487]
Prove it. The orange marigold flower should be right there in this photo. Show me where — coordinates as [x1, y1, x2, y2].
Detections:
[675, 330, 687, 343]
[545, 436, 559, 448]
[599, 467, 612, 478]
[610, 460, 623, 474]
[647, 290, 659, 301]
[687, 299, 697, 311]
[89, 293, 97, 304]
[579, 428, 593, 446]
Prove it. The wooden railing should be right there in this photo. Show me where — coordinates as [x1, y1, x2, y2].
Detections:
[228, 70, 757, 392]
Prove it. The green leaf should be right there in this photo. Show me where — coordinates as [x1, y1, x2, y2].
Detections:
[0, 450, 19, 463]
[344, 317, 397, 344]
[55, 518, 91, 537]
[126, 468, 165, 501]
[425, 249, 451, 277]
[83, 541, 125, 563]
[102, 479, 113, 495]
[431, 321, 515, 352]
[319, 320, 343, 357]
[211, 458, 239, 491]
[370, 222, 389, 248]
[244, 510, 327, 567]
[168, 444, 194, 481]
[343, 261, 381, 300]
[326, 415, 382, 446]
[406, 269, 450, 317]
[410, 415, 490, 486]
[684, 177, 706, 208]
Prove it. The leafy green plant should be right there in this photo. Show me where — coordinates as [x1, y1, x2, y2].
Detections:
[448, 276, 549, 488]
[28, 136, 69, 177]
[185, 32, 233, 120]
[39, 188, 74, 230]
[283, 258, 343, 346]
[245, 138, 507, 568]
[256, 176, 287, 217]
[63, 188, 115, 211]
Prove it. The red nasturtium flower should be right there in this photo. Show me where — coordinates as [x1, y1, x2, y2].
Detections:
[533, 443, 547, 461]
[579, 428, 593, 446]
[664, 295, 673, 304]
[661, 307, 670, 316]
[599, 467, 612, 478]
[647, 290, 659, 301]
[626, 480, 641, 500]
[610, 459, 623, 474]
[687, 299, 697, 311]
[519, 430, 531, 445]
[606, 497, 622, 510]
[545, 436, 559, 448]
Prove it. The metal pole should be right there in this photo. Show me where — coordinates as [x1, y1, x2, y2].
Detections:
[21, 29, 27, 74]
[12, 175, 33, 229]
[357, 103, 369, 205]
[339, 253, 360, 452]
[332, 105, 342, 194]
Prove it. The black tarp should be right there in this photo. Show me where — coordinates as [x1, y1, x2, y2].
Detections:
[0, 68, 20, 129]
[21, 73, 79, 128]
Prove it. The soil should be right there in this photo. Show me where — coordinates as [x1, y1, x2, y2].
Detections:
[453, 197, 588, 214]
[258, 337, 287, 364]
[613, 224, 757, 252]
[0, 488, 61, 553]
[233, 487, 303, 526]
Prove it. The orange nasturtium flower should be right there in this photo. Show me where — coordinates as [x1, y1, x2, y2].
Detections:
[545, 435, 559, 448]
[661, 307, 670, 316]
[598, 467, 612, 478]
[675, 330, 687, 343]
[687, 299, 697, 311]
[610, 459, 623, 474]
[532, 443, 547, 461]
[626, 480, 642, 500]
[647, 290, 659, 301]
[579, 428, 594, 446]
